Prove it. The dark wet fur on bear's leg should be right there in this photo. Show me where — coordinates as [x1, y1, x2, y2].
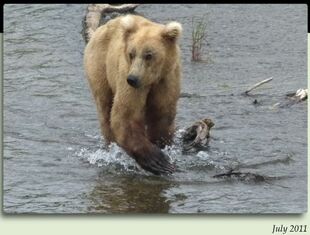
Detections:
[131, 145, 175, 175]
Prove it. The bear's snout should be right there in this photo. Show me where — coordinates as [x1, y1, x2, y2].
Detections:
[127, 75, 140, 88]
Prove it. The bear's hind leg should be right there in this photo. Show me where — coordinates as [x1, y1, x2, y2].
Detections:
[86, 71, 114, 144]
[94, 89, 114, 144]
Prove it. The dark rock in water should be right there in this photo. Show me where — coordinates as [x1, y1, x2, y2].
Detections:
[182, 118, 214, 153]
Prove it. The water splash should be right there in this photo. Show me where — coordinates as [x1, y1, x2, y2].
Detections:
[74, 129, 231, 175]
[75, 143, 141, 174]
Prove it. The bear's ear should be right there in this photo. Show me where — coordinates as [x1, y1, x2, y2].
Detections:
[121, 15, 137, 34]
[162, 21, 182, 42]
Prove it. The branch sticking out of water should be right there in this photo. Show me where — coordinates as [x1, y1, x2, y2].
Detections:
[244, 77, 273, 95]
[191, 15, 208, 62]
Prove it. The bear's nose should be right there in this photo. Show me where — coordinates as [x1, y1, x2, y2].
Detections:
[127, 75, 140, 88]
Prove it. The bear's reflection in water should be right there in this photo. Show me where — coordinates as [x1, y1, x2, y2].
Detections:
[88, 172, 178, 213]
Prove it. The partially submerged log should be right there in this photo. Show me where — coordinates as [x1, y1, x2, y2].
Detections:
[182, 118, 214, 152]
[286, 88, 308, 101]
[213, 170, 267, 183]
[243, 76, 307, 107]
[180, 92, 206, 98]
[271, 88, 308, 108]
[83, 4, 140, 43]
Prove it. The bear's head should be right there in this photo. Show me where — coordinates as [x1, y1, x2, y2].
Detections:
[121, 15, 182, 88]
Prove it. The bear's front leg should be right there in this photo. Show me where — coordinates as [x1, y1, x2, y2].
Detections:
[146, 110, 176, 149]
[146, 74, 180, 149]
[110, 90, 175, 175]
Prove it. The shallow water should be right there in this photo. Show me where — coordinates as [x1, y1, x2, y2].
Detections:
[3, 4, 307, 213]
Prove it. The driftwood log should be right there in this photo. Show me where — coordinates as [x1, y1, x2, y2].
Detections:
[182, 118, 214, 152]
[213, 170, 267, 183]
[243, 76, 307, 107]
[271, 88, 308, 108]
[286, 88, 308, 101]
[83, 4, 140, 43]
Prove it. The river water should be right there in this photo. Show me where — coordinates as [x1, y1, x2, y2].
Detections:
[3, 4, 307, 213]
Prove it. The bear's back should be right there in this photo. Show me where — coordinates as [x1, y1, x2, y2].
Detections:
[90, 15, 156, 47]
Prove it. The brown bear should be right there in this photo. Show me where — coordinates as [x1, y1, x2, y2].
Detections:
[84, 14, 182, 175]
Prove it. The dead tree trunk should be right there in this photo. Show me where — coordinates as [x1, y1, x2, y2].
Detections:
[83, 4, 139, 43]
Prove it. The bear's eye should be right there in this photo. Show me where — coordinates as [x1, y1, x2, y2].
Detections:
[129, 52, 135, 60]
[144, 53, 153, 61]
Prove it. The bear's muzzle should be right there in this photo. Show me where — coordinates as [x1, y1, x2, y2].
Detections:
[127, 75, 141, 88]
